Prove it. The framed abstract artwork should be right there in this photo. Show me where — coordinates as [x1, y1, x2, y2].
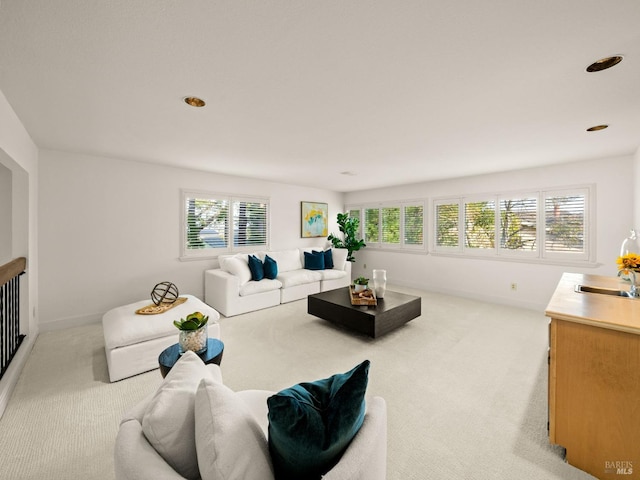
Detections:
[301, 201, 328, 238]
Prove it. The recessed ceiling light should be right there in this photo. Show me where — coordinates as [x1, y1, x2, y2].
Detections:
[183, 96, 206, 107]
[340, 171, 357, 176]
[586, 56, 623, 72]
[587, 124, 608, 132]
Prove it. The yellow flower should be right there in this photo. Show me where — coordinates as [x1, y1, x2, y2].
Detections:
[617, 253, 640, 273]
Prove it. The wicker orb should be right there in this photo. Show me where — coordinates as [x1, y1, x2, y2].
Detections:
[151, 282, 179, 306]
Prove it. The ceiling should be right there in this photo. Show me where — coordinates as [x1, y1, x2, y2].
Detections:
[1, 1, 639, 192]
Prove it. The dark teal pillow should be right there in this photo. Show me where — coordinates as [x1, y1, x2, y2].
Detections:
[304, 250, 325, 270]
[267, 360, 370, 480]
[320, 249, 334, 269]
[247, 254, 264, 281]
[264, 254, 278, 280]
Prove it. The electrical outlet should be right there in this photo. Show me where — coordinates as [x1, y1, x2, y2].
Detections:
[363, 263, 367, 269]
[510, 283, 517, 291]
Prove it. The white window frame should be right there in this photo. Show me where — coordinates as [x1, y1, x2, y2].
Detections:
[349, 200, 427, 253]
[180, 189, 270, 260]
[432, 184, 595, 265]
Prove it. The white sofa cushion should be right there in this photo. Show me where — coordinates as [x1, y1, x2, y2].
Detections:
[195, 377, 275, 480]
[239, 278, 283, 296]
[267, 249, 302, 273]
[277, 269, 322, 288]
[220, 256, 252, 285]
[141, 352, 219, 480]
[319, 269, 347, 280]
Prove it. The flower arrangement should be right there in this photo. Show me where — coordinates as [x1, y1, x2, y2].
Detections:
[616, 253, 640, 274]
[353, 276, 369, 286]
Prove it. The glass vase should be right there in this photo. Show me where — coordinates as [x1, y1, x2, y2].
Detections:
[178, 324, 208, 355]
[373, 269, 387, 299]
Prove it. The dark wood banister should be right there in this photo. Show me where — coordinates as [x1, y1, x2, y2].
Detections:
[0, 257, 27, 287]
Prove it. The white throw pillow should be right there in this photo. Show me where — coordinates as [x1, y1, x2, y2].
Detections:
[331, 248, 348, 271]
[221, 256, 252, 285]
[195, 377, 275, 480]
[267, 249, 302, 273]
[141, 351, 214, 480]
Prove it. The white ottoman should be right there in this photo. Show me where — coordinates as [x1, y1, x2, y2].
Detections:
[102, 294, 221, 382]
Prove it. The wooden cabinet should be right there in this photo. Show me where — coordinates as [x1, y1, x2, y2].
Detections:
[546, 273, 640, 479]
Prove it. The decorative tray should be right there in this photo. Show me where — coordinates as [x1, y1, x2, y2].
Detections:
[135, 296, 188, 315]
[349, 286, 377, 306]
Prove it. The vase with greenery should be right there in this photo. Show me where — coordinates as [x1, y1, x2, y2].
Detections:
[174, 311, 209, 354]
[328, 212, 366, 262]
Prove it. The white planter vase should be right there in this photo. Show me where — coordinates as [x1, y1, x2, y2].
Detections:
[354, 284, 367, 293]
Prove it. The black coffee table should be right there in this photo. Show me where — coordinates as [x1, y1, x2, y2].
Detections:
[158, 338, 224, 377]
[307, 287, 421, 338]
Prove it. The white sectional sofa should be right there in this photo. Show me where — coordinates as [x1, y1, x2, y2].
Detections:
[204, 247, 351, 317]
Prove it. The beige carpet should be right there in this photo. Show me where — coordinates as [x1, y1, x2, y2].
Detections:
[0, 286, 596, 480]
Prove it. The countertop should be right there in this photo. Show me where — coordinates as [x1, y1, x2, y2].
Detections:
[545, 272, 640, 335]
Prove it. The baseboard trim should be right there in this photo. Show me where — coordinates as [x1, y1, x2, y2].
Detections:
[38, 312, 103, 332]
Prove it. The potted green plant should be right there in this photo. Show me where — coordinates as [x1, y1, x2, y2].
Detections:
[328, 212, 366, 262]
[174, 311, 209, 354]
[353, 276, 369, 293]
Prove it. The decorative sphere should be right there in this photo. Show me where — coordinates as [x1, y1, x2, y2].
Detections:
[151, 282, 179, 305]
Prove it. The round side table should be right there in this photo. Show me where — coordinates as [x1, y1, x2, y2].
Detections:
[158, 338, 224, 378]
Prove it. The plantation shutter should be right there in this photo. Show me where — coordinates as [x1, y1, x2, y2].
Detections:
[404, 204, 424, 247]
[365, 208, 380, 243]
[435, 202, 459, 248]
[544, 193, 585, 254]
[464, 200, 495, 249]
[233, 199, 267, 247]
[185, 197, 229, 251]
[499, 197, 537, 252]
[382, 207, 400, 244]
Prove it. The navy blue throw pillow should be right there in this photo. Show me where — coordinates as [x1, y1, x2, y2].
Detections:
[267, 360, 370, 480]
[247, 254, 264, 281]
[263, 254, 278, 280]
[304, 250, 325, 270]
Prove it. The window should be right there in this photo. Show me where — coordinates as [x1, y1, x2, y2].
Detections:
[433, 185, 592, 263]
[543, 189, 587, 259]
[349, 201, 426, 251]
[365, 208, 380, 243]
[435, 201, 459, 249]
[382, 207, 400, 245]
[499, 195, 537, 254]
[404, 204, 424, 248]
[181, 190, 269, 259]
[464, 200, 495, 250]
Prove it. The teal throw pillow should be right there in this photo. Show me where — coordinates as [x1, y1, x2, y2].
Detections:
[318, 249, 334, 269]
[267, 360, 370, 480]
[264, 254, 278, 280]
[304, 250, 325, 270]
[247, 255, 264, 281]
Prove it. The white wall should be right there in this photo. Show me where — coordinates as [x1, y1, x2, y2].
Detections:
[0, 161, 11, 264]
[345, 155, 634, 311]
[0, 88, 39, 418]
[634, 146, 640, 230]
[38, 149, 345, 329]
